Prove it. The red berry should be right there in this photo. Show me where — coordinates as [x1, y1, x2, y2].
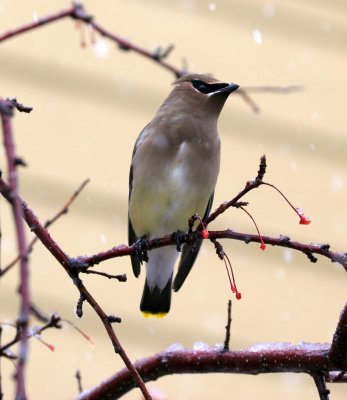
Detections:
[299, 216, 311, 225]
[201, 229, 209, 239]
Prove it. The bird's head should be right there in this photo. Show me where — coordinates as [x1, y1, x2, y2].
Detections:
[169, 73, 239, 117]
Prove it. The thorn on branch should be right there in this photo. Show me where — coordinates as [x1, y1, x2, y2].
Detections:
[14, 157, 28, 167]
[233, 201, 249, 208]
[223, 300, 232, 351]
[257, 155, 267, 182]
[312, 373, 330, 400]
[8, 98, 33, 113]
[76, 295, 86, 318]
[76, 370, 83, 394]
[107, 315, 122, 324]
[153, 44, 174, 61]
[305, 251, 318, 263]
[319, 244, 331, 251]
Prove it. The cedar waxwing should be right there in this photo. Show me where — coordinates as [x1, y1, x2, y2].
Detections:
[128, 74, 239, 317]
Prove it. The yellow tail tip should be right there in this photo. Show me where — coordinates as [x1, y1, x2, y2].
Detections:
[142, 312, 168, 319]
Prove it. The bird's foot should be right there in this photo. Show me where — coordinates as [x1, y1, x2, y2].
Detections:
[134, 236, 149, 264]
[172, 230, 186, 252]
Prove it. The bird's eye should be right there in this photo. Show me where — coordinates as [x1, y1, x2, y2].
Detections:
[192, 79, 209, 94]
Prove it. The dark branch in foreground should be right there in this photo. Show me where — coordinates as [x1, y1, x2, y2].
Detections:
[0, 99, 152, 400]
[76, 344, 343, 400]
[0, 142, 346, 398]
[77, 297, 347, 399]
[0, 98, 30, 399]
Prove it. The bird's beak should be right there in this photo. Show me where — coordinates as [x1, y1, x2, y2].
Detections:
[216, 83, 239, 95]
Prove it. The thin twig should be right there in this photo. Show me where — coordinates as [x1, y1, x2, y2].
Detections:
[0, 3, 185, 79]
[0, 3, 300, 112]
[76, 370, 83, 394]
[0, 99, 30, 399]
[0, 178, 151, 400]
[29, 303, 50, 323]
[328, 302, 347, 366]
[1, 178, 90, 277]
[7, 99, 33, 114]
[82, 270, 127, 282]
[312, 373, 330, 400]
[205, 155, 267, 226]
[223, 300, 232, 351]
[0, 157, 346, 275]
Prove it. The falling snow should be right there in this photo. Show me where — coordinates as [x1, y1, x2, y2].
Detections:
[330, 174, 345, 192]
[320, 20, 332, 31]
[93, 39, 110, 58]
[262, 3, 275, 18]
[252, 29, 263, 44]
[32, 12, 39, 22]
[275, 266, 287, 280]
[283, 249, 294, 264]
[208, 3, 216, 12]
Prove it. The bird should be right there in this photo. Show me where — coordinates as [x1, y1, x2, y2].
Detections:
[128, 73, 239, 317]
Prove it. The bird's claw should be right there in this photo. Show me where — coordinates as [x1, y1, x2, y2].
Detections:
[135, 237, 149, 264]
[172, 230, 186, 252]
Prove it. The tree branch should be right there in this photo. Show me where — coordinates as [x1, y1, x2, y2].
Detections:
[223, 300, 232, 351]
[0, 102, 152, 400]
[328, 302, 347, 366]
[0, 98, 30, 399]
[0, 3, 185, 79]
[312, 373, 330, 400]
[76, 343, 339, 399]
[0, 2, 301, 111]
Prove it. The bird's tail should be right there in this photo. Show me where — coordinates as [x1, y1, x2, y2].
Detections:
[140, 276, 172, 317]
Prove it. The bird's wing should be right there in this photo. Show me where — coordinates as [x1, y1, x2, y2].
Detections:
[128, 164, 141, 277]
[128, 126, 150, 278]
[172, 193, 214, 292]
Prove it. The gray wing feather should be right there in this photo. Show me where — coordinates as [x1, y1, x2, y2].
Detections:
[172, 193, 214, 292]
[128, 126, 150, 278]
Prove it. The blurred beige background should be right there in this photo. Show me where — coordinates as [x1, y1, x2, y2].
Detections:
[0, 0, 346, 399]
